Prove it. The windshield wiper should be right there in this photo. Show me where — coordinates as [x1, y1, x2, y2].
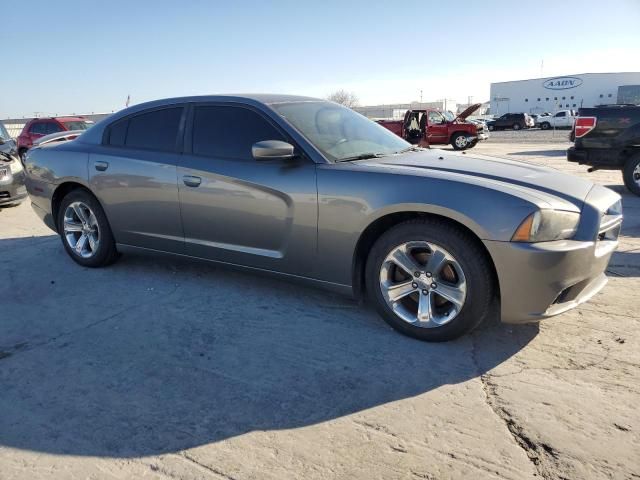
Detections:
[336, 153, 387, 162]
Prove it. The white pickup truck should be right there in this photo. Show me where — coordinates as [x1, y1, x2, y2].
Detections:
[537, 110, 576, 130]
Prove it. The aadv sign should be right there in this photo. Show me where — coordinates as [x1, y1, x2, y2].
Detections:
[543, 76, 583, 90]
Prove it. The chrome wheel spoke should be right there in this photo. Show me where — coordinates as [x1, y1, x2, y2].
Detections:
[425, 248, 447, 275]
[434, 283, 465, 310]
[75, 233, 88, 255]
[385, 280, 416, 302]
[64, 220, 84, 233]
[417, 292, 433, 323]
[88, 212, 98, 228]
[72, 203, 90, 225]
[389, 247, 422, 276]
[87, 232, 98, 252]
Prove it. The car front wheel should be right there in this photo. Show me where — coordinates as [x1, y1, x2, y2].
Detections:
[451, 133, 470, 150]
[512, 123, 521, 130]
[365, 219, 495, 341]
[57, 189, 119, 267]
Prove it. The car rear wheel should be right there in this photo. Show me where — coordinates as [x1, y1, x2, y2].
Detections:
[512, 123, 521, 130]
[623, 154, 640, 196]
[57, 190, 119, 267]
[451, 133, 470, 150]
[488, 125, 495, 131]
[365, 218, 494, 341]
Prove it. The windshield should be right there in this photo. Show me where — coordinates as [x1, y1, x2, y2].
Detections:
[0, 122, 10, 142]
[271, 101, 409, 161]
[442, 111, 455, 122]
[61, 120, 93, 131]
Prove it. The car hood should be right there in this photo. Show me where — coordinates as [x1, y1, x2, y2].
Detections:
[357, 150, 595, 211]
[454, 103, 482, 122]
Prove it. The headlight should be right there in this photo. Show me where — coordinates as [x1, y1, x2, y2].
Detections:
[9, 159, 23, 174]
[512, 210, 580, 242]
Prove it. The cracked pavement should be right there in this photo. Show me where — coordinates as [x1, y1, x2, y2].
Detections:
[0, 133, 638, 479]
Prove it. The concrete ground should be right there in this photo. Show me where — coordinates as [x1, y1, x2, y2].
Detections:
[1, 132, 638, 479]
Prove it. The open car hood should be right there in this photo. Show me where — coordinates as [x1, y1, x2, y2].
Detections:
[33, 130, 84, 147]
[454, 103, 482, 122]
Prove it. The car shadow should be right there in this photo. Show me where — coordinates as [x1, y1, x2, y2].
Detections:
[0, 235, 539, 458]
[507, 150, 567, 157]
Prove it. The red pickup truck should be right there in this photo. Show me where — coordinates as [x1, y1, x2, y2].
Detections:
[376, 103, 488, 150]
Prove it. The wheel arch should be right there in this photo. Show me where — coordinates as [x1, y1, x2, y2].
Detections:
[51, 181, 99, 232]
[351, 210, 500, 303]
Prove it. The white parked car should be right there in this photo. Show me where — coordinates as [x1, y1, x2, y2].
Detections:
[537, 110, 576, 130]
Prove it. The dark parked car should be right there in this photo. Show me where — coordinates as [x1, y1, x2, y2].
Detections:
[24, 95, 621, 342]
[568, 104, 640, 195]
[17, 116, 94, 161]
[0, 121, 27, 207]
[486, 113, 532, 131]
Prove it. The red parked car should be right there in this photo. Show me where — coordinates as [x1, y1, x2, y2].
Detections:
[17, 116, 94, 160]
[376, 104, 488, 150]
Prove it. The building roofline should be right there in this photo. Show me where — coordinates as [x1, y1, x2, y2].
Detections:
[490, 72, 640, 86]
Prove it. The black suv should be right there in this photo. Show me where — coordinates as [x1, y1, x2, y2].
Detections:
[486, 113, 531, 131]
[568, 104, 640, 195]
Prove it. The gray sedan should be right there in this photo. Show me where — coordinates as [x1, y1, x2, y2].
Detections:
[24, 95, 622, 341]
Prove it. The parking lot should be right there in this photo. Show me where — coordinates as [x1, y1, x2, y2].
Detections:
[1, 131, 638, 480]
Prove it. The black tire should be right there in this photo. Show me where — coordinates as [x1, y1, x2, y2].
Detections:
[57, 189, 119, 267]
[622, 154, 640, 196]
[512, 123, 521, 131]
[450, 133, 469, 151]
[18, 148, 28, 165]
[488, 125, 495, 131]
[540, 122, 550, 130]
[365, 218, 495, 342]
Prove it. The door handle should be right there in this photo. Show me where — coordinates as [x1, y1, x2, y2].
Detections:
[94, 161, 109, 171]
[183, 175, 202, 187]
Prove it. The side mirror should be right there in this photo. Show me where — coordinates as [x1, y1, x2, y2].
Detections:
[252, 140, 296, 161]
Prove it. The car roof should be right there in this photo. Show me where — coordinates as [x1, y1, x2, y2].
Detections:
[76, 94, 328, 145]
[30, 116, 87, 123]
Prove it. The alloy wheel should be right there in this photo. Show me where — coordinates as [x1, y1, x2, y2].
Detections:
[379, 241, 467, 328]
[634, 163, 640, 186]
[455, 135, 468, 149]
[63, 201, 100, 258]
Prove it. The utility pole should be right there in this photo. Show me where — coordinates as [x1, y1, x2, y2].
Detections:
[420, 89, 423, 104]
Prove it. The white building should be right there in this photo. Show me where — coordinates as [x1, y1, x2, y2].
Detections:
[489, 72, 640, 116]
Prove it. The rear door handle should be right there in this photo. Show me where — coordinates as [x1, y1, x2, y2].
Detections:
[94, 161, 109, 171]
[183, 175, 202, 187]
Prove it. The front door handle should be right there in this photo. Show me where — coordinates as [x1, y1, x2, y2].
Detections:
[183, 175, 202, 187]
[94, 161, 109, 171]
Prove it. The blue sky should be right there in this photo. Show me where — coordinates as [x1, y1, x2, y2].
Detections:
[3, 0, 640, 117]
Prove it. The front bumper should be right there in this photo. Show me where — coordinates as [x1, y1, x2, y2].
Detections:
[0, 169, 27, 206]
[477, 132, 489, 141]
[485, 237, 617, 323]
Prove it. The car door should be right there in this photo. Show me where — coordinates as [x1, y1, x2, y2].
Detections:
[425, 111, 449, 144]
[27, 122, 48, 146]
[496, 114, 509, 128]
[555, 111, 568, 127]
[88, 106, 186, 253]
[177, 103, 317, 276]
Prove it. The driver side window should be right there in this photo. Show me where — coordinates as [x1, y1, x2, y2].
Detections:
[428, 111, 444, 125]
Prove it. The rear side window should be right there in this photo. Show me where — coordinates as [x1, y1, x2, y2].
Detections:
[126, 108, 183, 152]
[192, 106, 285, 160]
[106, 107, 183, 152]
[29, 122, 47, 134]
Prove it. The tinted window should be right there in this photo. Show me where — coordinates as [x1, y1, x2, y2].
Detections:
[192, 106, 285, 160]
[29, 122, 47, 134]
[556, 111, 566, 117]
[108, 119, 128, 146]
[124, 107, 183, 152]
[45, 123, 63, 134]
